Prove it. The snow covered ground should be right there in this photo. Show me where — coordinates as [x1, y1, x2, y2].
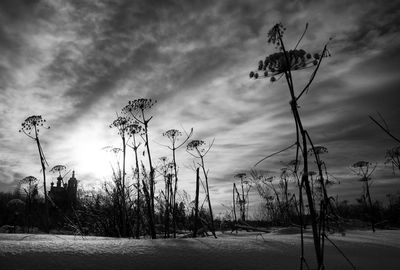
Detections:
[1, 229, 400, 270]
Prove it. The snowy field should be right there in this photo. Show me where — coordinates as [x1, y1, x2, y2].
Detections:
[1, 230, 400, 270]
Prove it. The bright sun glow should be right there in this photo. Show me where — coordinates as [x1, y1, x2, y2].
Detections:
[73, 139, 111, 180]
[62, 124, 118, 187]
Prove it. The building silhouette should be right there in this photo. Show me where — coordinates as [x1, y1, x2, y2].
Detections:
[48, 171, 78, 209]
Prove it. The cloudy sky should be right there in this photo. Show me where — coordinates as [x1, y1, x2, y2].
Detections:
[1, 0, 399, 215]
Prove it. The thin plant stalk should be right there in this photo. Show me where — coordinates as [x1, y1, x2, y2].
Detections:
[187, 139, 217, 238]
[35, 127, 50, 233]
[20, 115, 50, 233]
[193, 167, 200, 237]
[233, 183, 237, 224]
[123, 99, 157, 239]
[132, 135, 141, 238]
[162, 128, 193, 237]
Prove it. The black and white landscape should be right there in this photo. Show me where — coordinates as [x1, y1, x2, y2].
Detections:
[1, 0, 400, 269]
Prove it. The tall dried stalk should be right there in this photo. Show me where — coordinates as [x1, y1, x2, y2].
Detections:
[127, 122, 142, 238]
[20, 115, 50, 233]
[123, 99, 157, 239]
[351, 161, 376, 232]
[193, 167, 200, 237]
[163, 128, 193, 237]
[250, 23, 331, 269]
[234, 173, 251, 222]
[110, 116, 134, 237]
[187, 139, 217, 238]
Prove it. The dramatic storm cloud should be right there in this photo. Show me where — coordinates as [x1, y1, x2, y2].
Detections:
[1, 0, 399, 214]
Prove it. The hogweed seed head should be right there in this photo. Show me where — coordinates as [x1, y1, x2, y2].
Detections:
[20, 176, 38, 184]
[126, 122, 142, 137]
[250, 49, 326, 81]
[163, 129, 182, 140]
[20, 115, 49, 135]
[385, 146, 400, 161]
[110, 116, 135, 136]
[123, 98, 157, 114]
[234, 173, 246, 179]
[187, 140, 206, 151]
[352, 161, 372, 168]
[249, 24, 330, 82]
[50, 165, 66, 175]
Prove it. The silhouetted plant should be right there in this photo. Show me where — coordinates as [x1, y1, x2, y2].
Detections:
[351, 161, 377, 232]
[110, 116, 134, 237]
[279, 166, 295, 220]
[308, 145, 336, 216]
[162, 128, 193, 237]
[127, 122, 142, 238]
[101, 146, 128, 237]
[157, 156, 173, 237]
[123, 98, 157, 239]
[250, 170, 289, 225]
[385, 146, 400, 174]
[233, 173, 252, 222]
[187, 139, 217, 238]
[369, 115, 400, 144]
[19, 115, 50, 232]
[50, 165, 67, 177]
[249, 23, 336, 270]
[256, 161, 301, 225]
[308, 171, 317, 203]
[369, 115, 400, 176]
[193, 167, 201, 237]
[18, 176, 38, 231]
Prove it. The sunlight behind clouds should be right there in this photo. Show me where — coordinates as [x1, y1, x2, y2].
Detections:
[0, 0, 399, 212]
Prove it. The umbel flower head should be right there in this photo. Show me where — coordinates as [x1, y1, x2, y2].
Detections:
[234, 173, 246, 179]
[122, 98, 157, 114]
[126, 122, 142, 137]
[20, 176, 38, 184]
[249, 23, 330, 82]
[163, 129, 182, 139]
[385, 146, 400, 162]
[351, 161, 374, 181]
[187, 140, 206, 151]
[20, 176, 39, 194]
[50, 165, 66, 176]
[109, 116, 133, 136]
[352, 161, 372, 168]
[110, 147, 122, 154]
[19, 115, 49, 135]
[102, 146, 122, 154]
